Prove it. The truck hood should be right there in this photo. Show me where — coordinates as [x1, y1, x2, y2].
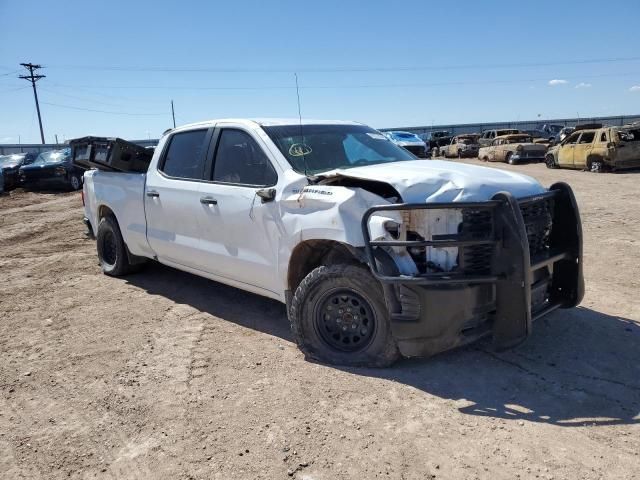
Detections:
[319, 160, 546, 202]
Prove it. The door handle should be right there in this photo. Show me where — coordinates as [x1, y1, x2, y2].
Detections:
[200, 196, 218, 205]
[146, 190, 160, 198]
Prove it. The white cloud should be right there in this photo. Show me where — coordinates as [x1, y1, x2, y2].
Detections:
[548, 79, 569, 86]
[630, 85, 640, 92]
[575, 82, 592, 89]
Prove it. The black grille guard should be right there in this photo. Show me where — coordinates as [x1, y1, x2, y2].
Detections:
[361, 182, 584, 348]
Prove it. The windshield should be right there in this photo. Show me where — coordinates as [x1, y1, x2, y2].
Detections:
[498, 129, 520, 136]
[0, 154, 26, 167]
[263, 124, 416, 174]
[506, 136, 532, 144]
[390, 132, 420, 141]
[33, 149, 70, 165]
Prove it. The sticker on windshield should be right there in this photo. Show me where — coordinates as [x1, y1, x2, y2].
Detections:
[366, 133, 387, 140]
[289, 143, 312, 157]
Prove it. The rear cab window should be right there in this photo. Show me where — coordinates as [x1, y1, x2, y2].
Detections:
[160, 129, 209, 180]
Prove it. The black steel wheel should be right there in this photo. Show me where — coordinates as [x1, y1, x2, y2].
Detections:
[99, 229, 118, 266]
[290, 264, 399, 367]
[96, 215, 139, 276]
[314, 289, 376, 353]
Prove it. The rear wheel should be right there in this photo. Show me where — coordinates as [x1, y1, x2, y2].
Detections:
[290, 264, 399, 367]
[589, 158, 604, 173]
[96, 216, 138, 276]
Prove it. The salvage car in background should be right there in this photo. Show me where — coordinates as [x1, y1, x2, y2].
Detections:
[383, 131, 428, 158]
[478, 134, 547, 164]
[81, 118, 583, 367]
[422, 130, 453, 156]
[479, 128, 521, 147]
[442, 134, 480, 158]
[0, 152, 37, 190]
[545, 125, 640, 172]
[19, 148, 84, 190]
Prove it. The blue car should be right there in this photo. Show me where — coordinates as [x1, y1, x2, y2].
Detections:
[19, 148, 84, 191]
[383, 131, 428, 158]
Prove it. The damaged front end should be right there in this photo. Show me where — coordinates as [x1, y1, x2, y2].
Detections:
[361, 182, 584, 357]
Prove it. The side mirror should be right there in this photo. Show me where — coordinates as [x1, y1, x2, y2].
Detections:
[256, 187, 276, 203]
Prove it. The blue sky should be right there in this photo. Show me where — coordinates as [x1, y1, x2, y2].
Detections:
[1, 0, 640, 143]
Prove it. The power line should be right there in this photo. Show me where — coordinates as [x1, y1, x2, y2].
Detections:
[40, 101, 168, 116]
[42, 56, 640, 73]
[44, 71, 640, 92]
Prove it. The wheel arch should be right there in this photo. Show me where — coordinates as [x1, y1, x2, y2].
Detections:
[287, 239, 366, 294]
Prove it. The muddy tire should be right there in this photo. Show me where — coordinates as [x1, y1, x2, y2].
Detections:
[96, 216, 137, 276]
[545, 154, 557, 169]
[506, 152, 516, 165]
[289, 264, 400, 367]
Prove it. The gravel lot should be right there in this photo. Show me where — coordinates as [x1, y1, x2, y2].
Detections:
[1, 160, 639, 480]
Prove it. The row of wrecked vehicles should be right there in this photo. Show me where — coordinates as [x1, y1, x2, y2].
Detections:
[383, 123, 640, 172]
[0, 148, 84, 194]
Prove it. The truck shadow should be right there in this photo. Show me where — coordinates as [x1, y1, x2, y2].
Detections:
[125, 263, 639, 428]
[125, 262, 293, 342]
[345, 307, 640, 428]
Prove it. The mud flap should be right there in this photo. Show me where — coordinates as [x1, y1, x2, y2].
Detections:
[491, 191, 532, 350]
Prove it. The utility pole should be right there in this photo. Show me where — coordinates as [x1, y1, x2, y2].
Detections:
[19, 63, 46, 144]
[171, 100, 176, 128]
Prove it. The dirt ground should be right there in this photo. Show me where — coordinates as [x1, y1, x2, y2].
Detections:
[1, 161, 639, 480]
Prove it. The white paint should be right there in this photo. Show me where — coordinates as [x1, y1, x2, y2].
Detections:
[83, 119, 547, 304]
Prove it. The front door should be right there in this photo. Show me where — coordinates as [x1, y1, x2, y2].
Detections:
[197, 127, 281, 293]
[572, 131, 596, 169]
[145, 128, 212, 269]
[557, 131, 580, 168]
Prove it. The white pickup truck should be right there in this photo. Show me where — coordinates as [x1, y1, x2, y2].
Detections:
[82, 118, 584, 367]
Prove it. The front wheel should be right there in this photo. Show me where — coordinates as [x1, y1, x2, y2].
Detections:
[545, 154, 557, 169]
[506, 152, 516, 165]
[289, 264, 399, 367]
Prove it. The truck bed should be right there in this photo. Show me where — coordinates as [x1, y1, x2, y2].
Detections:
[83, 169, 155, 259]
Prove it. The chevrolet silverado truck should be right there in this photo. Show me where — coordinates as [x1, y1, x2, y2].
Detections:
[82, 119, 584, 367]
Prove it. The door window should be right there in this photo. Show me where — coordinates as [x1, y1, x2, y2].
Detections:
[160, 129, 209, 179]
[578, 132, 596, 144]
[564, 132, 580, 145]
[600, 131, 608, 142]
[212, 129, 277, 186]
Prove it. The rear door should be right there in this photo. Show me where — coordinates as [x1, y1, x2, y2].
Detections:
[144, 127, 213, 269]
[572, 130, 596, 168]
[557, 131, 580, 167]
[196, 126, 281, 293]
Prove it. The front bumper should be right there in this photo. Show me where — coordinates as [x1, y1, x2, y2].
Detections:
[459, 148, 479, 158]
[511, 152, 546, 162]
[362, 182, 584, 357]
